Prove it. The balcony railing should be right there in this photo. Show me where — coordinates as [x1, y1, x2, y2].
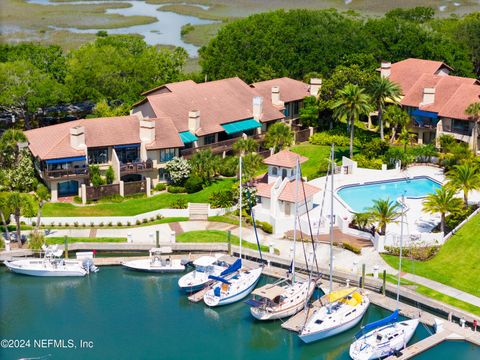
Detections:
[120, 160, 153, 174]
[443, 127, 471, 136]
[43, 168, 89, 179]
[180, 134, 265, 158]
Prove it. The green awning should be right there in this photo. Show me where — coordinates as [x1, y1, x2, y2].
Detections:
[179, 131, 198, 144]
[222, 118, 261, 135]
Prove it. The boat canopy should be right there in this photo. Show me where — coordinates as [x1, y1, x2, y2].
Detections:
[355, 309, 399, 338]
[252, 285, 285, 300]
[326, 288, 358, 303]
[220, 258, 242, 276]
[208, 275, 231, 285]
[193, 256, 219, 267]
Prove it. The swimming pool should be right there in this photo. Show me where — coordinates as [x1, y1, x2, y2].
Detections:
[336, 176, 442, 213]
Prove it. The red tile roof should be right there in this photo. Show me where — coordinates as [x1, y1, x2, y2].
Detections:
[278, 180, 320, 203]
[255, 182, 274, 198]
[142, 77, 285, 136]
[387, 58, 451, 94]
[25, 115, 183, 160]
[439, 84, 480, 121]
[263, 150, 308, 168]
[251, 77, 310, 103]
[401, 74, 477, 113]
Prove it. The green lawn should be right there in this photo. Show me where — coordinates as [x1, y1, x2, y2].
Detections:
[381, 274, 480, 317]
[176, 230, 270, 253]
[46, 237, 126, 244]
[290, 144, 351, 180]
[381, 214, 480, 298]
[43, 179, 235, 217]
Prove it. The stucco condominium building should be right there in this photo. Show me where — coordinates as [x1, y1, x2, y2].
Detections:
[380, 58, 480, 153]
[25, 76, 317, 201]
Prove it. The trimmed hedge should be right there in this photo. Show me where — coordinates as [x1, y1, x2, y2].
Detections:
[167, 185, 186, 194]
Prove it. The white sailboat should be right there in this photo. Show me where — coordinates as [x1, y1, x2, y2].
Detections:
[203, 156, 263, 307]
[178, 255, 228, 293]
[122, 247, 185, 273]
[349, 195, 419, 360]
[4, 245, 97, 277]
[248, 158, 317, 320]
[298, 145, 370, 343]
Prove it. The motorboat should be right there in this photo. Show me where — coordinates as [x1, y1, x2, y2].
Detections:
[178, 255, 228, 293]
[299, 288, 370, 343]
[349, 310, 419, 359]
[4, 245, 97, 277]
[349, 196, 419, 359]
[248, 278, 318, 320]
[122, 247, 185, 273]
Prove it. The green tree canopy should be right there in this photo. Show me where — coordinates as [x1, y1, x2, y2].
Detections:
[0, 129, 27, 168]
[446, 164, 480, 206]
[264, 122, 294, 152]
[368, 198, 402, 235]
[423, 187, 463, 234]
[369, 77, 402, 140]
[189, 149, 220, 183]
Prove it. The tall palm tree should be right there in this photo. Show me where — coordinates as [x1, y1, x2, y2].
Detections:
[241, 153, 263, 181]
[6, 192, 34, 247]
[34, 183, 51, 230]
[370, 77, 402, 140]
[466, 102, 480, 154]
[264, 122, 293, 152]
[423, 187, 463, 234]
[368, 198, 402, 235]
[189, 149, 220, 183]
[330, 84, 372, 158]
[446, 163, 480, 207]
[383, 106, 410, 143]
[232, 138, 258, 156]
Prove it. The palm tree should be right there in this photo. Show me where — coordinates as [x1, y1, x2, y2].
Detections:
[466, 102, 480, 153]
[370, 77, 402, 140]
[383, 106, 410, 143]
[0, 129, 27, 168]
[330, 84, 372, 158]
[6, 192, 34, 247]
[398, 127, 416, 153]
[368, 198, 402, 235]
[0, 196, 12, 245]
[446, 163, 480, 207]
[264, 122, 293, 152]
[241, 153, 263, 181]
[189, 149, 220, 183]
[34, 183, 51, 230]
[232, 138, 258, 155]
[423, 187, 463, 234]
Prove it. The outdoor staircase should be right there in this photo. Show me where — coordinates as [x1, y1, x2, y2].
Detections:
[188, 203, 209, 221]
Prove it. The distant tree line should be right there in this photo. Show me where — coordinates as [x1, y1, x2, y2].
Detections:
[199, 7, 479, 83]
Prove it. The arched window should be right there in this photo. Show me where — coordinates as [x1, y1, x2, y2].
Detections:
[272, 167, 278, 176]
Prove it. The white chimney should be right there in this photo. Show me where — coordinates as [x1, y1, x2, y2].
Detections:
[188, 110, 201, 133]
[140, 119, 155, 143]
[253, 96, 263, 121]
[271, 86, 283, 106]
[310, 78, 322, 97]
[422, 87, 436, 105]
[70, 126, 86, 150]
[380, 61, 391, 78]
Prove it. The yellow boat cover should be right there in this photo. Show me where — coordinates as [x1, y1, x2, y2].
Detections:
[326, 288, 362, 304]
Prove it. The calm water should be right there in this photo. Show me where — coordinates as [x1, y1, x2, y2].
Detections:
[26, 0, 216, 56]
[414, 340, 480, 359]
[337, 177, 441, 212]
[0, 267, 435, 360]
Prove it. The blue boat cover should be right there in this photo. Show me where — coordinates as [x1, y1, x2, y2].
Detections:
[245, 299, 263, 308]
[208, 275, 231, 285]
[214, 287, 221, 297]
[220, 258, 242, 276]
[355, 309, 399, 338]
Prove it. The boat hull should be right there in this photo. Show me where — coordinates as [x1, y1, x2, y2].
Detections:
[204, 267, 262, 307]
[349, 319, 419, 360]
[122, 259, 185, 273]
[4, 260, 87, 277]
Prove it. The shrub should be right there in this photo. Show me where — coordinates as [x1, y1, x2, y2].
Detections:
[184, 175, 204, 194]
[117, 222, 122, 226]
[105, 166, 115, 184]
[89, 165, 105, 187]
[342, 242, 361, 255]
[362, 138, 389, 159]
[127, 221, 131, 226]
[64, 223, 70, 227]
[181, 23, 194, 36]
[309, 132, 352, 147]
[31, 221, 37, 227]
[165, 157, 191, 185]
[167, 185, 186, 194]
[209, 190, 234, 208]
[384, 245, 440, 261]
[219, 156, 238, 177]
[149, 217, 155, 222]
[383, 147, 414, 169]
[99, 222, 104, 227]
[170, 198, 188, 209]
[82, 223, 86, 227]
[257, 221, 273, 234]
[444, 206, 475, 232]
[73, 196, 82, 204]
[74, 222, 79, 227]
[155, 183, 167, 191]
[136, 220, 141, 225]
[108, 222, 112, 226]
[352, 154, 383, 170]
[156, 214, 162, 220]
[29, 231, 45, 251]
[142, 218, 148, 224]
[90, 222, 94, 227]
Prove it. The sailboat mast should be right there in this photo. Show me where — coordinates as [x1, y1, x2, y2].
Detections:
[292, 157, 300, 284]
[396, 193, 405, 306]
[239, 156, 243, 260]
[329, 144, 334, 294]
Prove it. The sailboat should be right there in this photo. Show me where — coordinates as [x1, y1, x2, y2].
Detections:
[247, 157, 317, 320]
[349, 195, 419, 360]
[178, 255, 228, 293]
[298, 145, 370, 343]
[203, 156, 263, 307]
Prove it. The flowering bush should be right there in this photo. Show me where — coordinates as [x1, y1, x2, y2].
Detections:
[165, 157, 191, 185]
